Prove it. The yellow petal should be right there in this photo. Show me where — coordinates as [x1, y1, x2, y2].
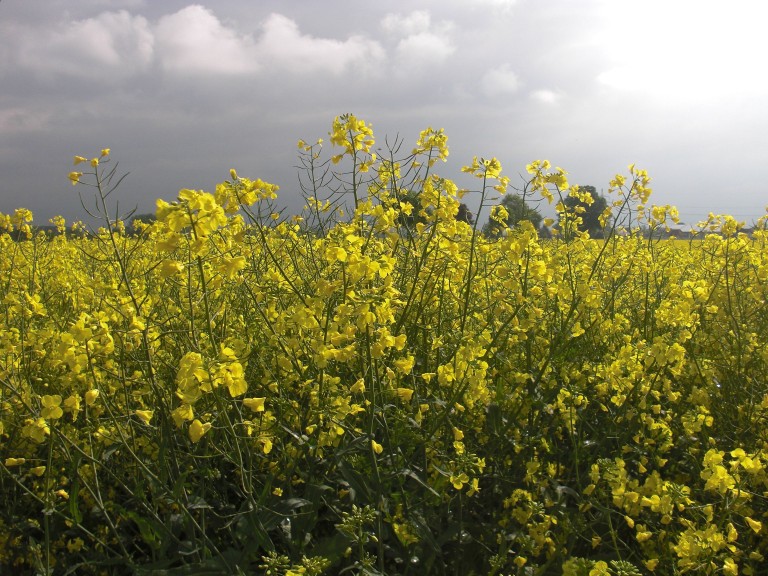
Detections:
[243, 397, 266, 412]
[746, 517, 762, 533]
[85, 389, 100, 405]
[135, 410, 154, 425]
[189, 419, 211, 443]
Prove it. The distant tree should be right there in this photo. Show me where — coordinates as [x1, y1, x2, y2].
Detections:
[127, 213, 156, 235]
[394, 189, 427, 230]
[129, 213, 156, 225]
[392, 192, 474, 228]
[483, 194, 542, 238]
[560, 186, 609, 238]
[456, 203, 474, 225]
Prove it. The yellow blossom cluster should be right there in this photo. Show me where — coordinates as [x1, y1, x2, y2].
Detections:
[1, 117, 768, 574]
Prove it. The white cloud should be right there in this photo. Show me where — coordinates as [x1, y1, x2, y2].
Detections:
[86, 0, 146, 8]
[381, 10, 432, 36]
[595, 68, 632, 91]
[0, 108, 51, 133]
[593, 0, 768, 101]
[15, 10, 153, 78]
[256, 13, 385, 76]
[481, 64, 520, 97]
[154, 9, 385, 77]
[382, 11, 455, 69]
[155, 5, 260, 75]
[530, 89, 562, 104]
[6, 5, 386, 83]
[396, 33, 454, 64]
[469, 0, 518, 10]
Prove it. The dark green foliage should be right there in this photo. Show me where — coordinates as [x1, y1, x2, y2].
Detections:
[560, 186, 609, 238]
[483, 194, 543, 238]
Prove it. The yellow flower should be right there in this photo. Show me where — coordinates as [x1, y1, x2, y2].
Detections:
[413, 127, 449, 164]
[172, 404, 194, 428]
[644, 559, 659, 571]
[746, 517, 762, 533]
[73, 155, 87, 165]
[69, 171, 82, 185]
[393, 355, 415, 374]
[218, 255, 247, 280]
[189, 419, 212, 443]
[483, 157, 502, 178]
[636, 528, 653, 543]
[85, 389, 100, 406]
[450, 472, 469, 490]
[703, 464, 736, 493]
[371, 440, 384, 454]
[30, 466, 46, 477]
[214, 358, 247, 397]
[325, 246, 348, 263]
[396, 388, 414, 402]
[243, 397, 266, 412]
[50, 214, 67, 233]
[722, 557, 738, 576]
[350, 379, 365, 394]
[135, 410, 154, 425]
[90, 157, 99, 167]
[41, 394, 63, 420]
[158, 259, 185, 278]
[5, 457, 26, 467]
[22, 418, 49, 443]
[100, 148, 110, 157]
[466, 478, 480, 496]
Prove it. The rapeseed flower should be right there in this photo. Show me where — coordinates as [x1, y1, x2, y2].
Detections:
[189, 419, 211, 443]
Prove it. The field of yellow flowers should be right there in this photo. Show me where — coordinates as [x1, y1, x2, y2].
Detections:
[2, 115, 768, 575]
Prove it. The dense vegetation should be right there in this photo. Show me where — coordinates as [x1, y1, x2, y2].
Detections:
[1, 115, 767, 575]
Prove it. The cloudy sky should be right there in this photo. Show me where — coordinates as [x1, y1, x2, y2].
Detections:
[2, 0, 767, 228]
